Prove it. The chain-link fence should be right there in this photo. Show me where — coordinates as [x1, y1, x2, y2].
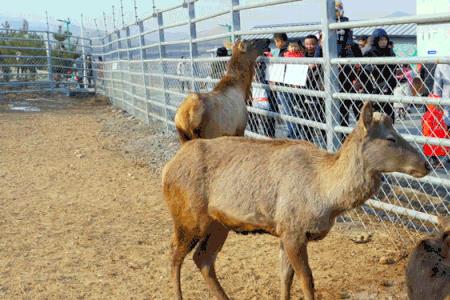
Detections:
[1, 0, 444, 246]
[0, 18, 94, 96]
[90, 1, 450, 245]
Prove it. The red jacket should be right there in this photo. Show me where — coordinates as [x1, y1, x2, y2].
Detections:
[422, 104, 449, 157]
[283, 50, 304, 58]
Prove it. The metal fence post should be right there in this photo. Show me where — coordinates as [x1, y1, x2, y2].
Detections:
[231, 0, 241, 42]
[80, 14, 87, 90]
[45, 12, 54, 93]
[187, 0, 198, 93]
[125, 26, 135, 116]
[108, 34, 117, 106]
[89, 38, 96, 93]
[157, 11, 170, 132]
[138, 21, 150, 124]
[116, 30, 126, 109]
[321, 0, 340, 152]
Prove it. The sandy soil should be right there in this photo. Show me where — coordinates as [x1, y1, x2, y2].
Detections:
[0, 95, 416, 299]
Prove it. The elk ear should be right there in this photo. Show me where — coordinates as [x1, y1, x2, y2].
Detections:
[238, 40, 248, 53]
[359, 101, 373, 131]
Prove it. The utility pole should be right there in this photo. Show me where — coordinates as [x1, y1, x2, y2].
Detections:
[57, 18, 71, 49]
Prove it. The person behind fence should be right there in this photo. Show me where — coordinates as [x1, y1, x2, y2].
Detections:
[86, 55, 93, 88]
[393, 69, 423, 120]
[433, 63, 450, 129]
[97, 56, 104, 82]
[302, 34, 324, 142]
[358, 35, 368, 51]
[360, 28, 397, 122]
[176, 56, 187, 92]
[284, 42, 304, 58]
[418, 62, 436, 98]
[422, 95, 450, 168]
[210, 47, 229, 80]
[273, 32, 302, 139]
[250, 46, 279, 137]
[328, 1, 365, 142]
[15, 51, 22, 80]
[75, 55, 84, 88]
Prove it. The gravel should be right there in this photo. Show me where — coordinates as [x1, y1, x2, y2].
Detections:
[97, 107, 180, 175]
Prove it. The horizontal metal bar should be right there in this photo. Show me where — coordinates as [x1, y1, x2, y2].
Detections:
[330, 13, 450, 30]
[0, 87, 81, 94]
[0, 72, 49, 77]
[244, 130, 272, 140]
[191, 9, 230, 23]
[246, 105, 328, 130]
[161, 58, 192, 63]
[402, 133, 450, 148]
[257, 82, 328, 98]
[141, 28, 159, 36]
[261, 56, 324, 64]
[332, 92, 450, 106]
[366, 199, 438, 224]
[0, 80, 52, 87]
[331, 56, 450, 65]
[0, 55, 48, 59]
[0, 36, 46, 42]
[0, 28, 91, 40]
[160, 21, 189, 31]
[160, 39, 190, 46]
[236, 24, 322, 36]
[0, 45, 46, 51]
[192, 32, 232, 43]
[391, 171, 450, 190]
[0, 64, 48, 68]
[141, 43, 161, 50]
[333, 123, 450, 148]
[233, 0, 299, 12]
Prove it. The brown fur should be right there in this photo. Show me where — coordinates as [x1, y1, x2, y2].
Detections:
[406, 216, 450, 300]
[163, 102, 430, 300]
[174, 39, 270, 144]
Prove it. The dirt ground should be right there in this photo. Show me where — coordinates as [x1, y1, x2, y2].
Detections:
[0, 95, 416, 299]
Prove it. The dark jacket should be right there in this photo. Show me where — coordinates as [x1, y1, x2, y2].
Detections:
[361, 28, 397, 94]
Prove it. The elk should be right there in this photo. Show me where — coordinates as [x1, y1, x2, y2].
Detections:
[406, 216, 450, 300]
[162, 102, 430, 300]
[174, 38, 270, 144]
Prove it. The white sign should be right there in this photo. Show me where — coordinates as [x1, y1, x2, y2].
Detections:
[417, 0, 450, 56]
[265, 64, 285, 83]
[283, 64, 309, 86]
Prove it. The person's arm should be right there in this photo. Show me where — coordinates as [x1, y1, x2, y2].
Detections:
[433, 65, 443, 97]
[387, 52, 398, 93]
[358, 50, 374, 93]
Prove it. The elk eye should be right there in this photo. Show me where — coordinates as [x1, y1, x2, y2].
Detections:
[386, 137, 396, 143]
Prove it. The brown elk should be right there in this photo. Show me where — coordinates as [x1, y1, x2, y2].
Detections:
[174, 38, 270, 144]
[406, 216, 450, 300]
[162, 102, 431, 300]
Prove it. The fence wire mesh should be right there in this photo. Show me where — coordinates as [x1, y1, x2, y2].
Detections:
[0, 27, 95, 95]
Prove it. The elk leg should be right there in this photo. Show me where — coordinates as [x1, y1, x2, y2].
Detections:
[193, 222, 230, 300]
[280, 241, 295, 300]
[171, 227, 200, 300]
[282, 238, 315, 300]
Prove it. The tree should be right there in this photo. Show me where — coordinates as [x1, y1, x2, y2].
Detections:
[2, 21, 10, 34]
[21, 19, 29, 34]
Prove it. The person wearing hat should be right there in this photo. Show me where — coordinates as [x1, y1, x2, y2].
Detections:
[360, 28, 397, 122]
[210, 47, 229, 80]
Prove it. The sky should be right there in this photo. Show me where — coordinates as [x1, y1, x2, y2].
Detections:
[1, 0, 417, 31]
